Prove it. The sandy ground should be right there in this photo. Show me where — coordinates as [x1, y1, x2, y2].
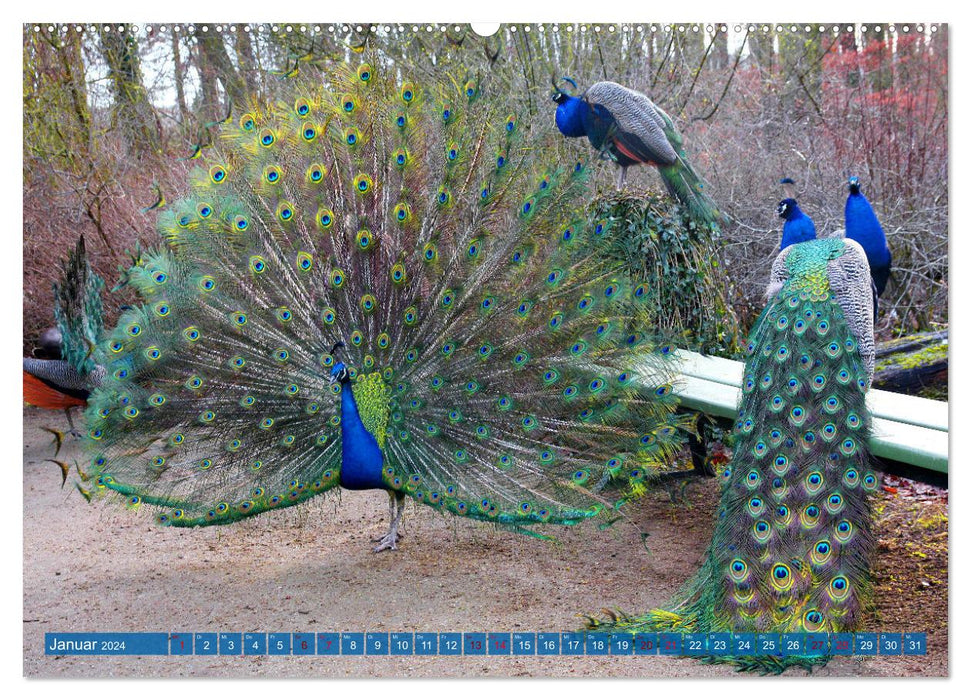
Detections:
[22, 406, 948, 678]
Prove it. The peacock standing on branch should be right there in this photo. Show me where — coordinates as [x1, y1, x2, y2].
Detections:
[23, 236, 106, 438]
[551, 79, 721, 227]
[80, 64, 695, 552]
[845, 176, 892, 319]
[586, 235, 878, 673]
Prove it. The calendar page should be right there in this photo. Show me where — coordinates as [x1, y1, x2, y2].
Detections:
[21, 20, 948, 680]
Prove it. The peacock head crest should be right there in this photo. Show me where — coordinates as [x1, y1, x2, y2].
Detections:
[847, 176, 862, 194]
[550, 76, 578, 104]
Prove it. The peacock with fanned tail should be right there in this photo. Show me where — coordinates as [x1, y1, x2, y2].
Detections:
[586, 235, 878, 673]
[80, 64, 695, 552]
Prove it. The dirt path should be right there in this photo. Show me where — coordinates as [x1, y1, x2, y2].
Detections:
[22, 407, 947, 678]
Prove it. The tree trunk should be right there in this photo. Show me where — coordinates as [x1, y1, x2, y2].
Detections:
[234, 24, 259, 96]
[197, 30, 247, 111]
[97, 25, 161, 154]
[171, 31, 190, 129]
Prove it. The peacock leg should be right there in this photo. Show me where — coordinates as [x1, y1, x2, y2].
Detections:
[373, 491, 406, 553]
[615, 166, 628, 190]
[372, 492, 396, 542]
[64, 407, 82, 439]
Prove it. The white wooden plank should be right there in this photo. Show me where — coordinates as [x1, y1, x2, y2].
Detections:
[663, 373, 948, 473]
[671, 349, 948, 433]
[870, 417, 949, 473]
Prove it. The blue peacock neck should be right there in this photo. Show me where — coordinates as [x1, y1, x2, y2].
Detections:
[555, 97, 588, 138]
[845, 194, 891, 262]
[335, 369, 387, 491]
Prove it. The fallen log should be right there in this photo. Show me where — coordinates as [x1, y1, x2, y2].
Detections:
[873, 330, 948, 398]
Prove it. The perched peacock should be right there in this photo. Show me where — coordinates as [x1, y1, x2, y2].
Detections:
[777, 198, 817, 250]
[23, 236, 106, 437]
[586, 236, 877, 673]
[551, 79, 721, 227]
[845, 176, 891, 319]
[80, 64, 695, 552]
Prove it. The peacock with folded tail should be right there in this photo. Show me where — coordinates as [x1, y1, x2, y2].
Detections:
[24, 236, 106, 437]
[585, 235, 878, 673]
[551, 79, 721, 228]
[845, 176, 891, 319]
[80, 63, 695, 552]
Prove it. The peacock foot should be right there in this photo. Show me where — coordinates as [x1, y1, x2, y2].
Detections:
[371, 530, 404, 543]
[372, 530, 402, 553]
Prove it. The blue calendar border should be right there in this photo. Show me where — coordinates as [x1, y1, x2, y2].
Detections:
[44, 632, 927, 657]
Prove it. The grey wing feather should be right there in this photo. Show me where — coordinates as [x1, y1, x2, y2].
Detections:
[766, 247, 792, 301]
[584, 82, 678, 165]
[23, 358, 90, 392]
[827, 239, 876, 386]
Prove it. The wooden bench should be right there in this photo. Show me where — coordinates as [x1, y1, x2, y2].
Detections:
[667, 349, 949, 475]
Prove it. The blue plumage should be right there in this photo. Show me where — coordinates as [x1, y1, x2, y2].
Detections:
[80, 65, 692, 554]
[555, 96, 648, 168]
[332, 363, 386, 492]
[552, 79, 721, 225]
[845, 176, 892, 297]
[777, 198, 817, 250]
[553, 94, 588, 138]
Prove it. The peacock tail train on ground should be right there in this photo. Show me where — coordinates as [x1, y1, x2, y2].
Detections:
[586, 237, 877, 673]
[80, 63, 695, 547]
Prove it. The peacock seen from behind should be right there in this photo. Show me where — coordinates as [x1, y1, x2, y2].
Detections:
[551, 79, 721, 228]
[587, 235, 878, 673]
[81, 64, 693, 552]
